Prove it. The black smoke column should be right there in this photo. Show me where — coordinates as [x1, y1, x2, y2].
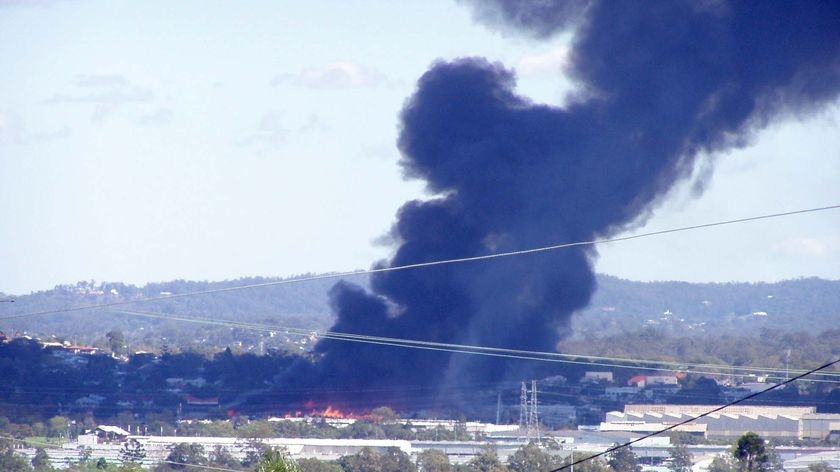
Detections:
[293, 0, 840, 409]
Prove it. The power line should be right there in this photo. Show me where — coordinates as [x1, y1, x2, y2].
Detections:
[550, 356, 840, 472]
[5, 361, 840, 472]
[1, 203, 838, 322]
[108, 308, 840, 382]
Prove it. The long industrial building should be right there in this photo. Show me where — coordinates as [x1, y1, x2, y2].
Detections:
[602, 404, 840, 440]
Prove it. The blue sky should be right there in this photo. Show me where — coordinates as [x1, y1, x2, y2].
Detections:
[1, 0, 838, 295]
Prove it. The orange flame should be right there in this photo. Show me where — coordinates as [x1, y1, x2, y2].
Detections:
[287, 400, 371, 419]
[321, 405, 345, 418]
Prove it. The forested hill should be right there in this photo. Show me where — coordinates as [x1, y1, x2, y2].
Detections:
[0, 274, 369, 350]
[1, 275, 838, 348]
[573, 275, 840, 338]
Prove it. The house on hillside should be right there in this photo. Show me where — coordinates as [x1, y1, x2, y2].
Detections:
[583, 371, 614, 383]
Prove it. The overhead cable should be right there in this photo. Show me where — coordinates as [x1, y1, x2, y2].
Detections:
[549, 356, 840, 472]
[1, 203, 838, 321]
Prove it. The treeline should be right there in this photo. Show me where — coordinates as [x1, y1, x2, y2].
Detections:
[557, 328, 840, 377]
[4, 326, 840, 427]
[2, 275, 839, 354]
[10, 431, 826, 472]
[0, 338, 301, 423]
[0, 274, 363, 350]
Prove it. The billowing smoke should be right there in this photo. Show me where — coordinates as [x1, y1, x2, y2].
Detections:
[287, 1, 840, 410]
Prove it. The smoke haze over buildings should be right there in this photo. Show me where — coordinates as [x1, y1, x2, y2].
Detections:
[285, 0, 840, 408]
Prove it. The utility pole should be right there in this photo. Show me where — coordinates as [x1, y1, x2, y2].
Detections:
[520, 382, 528, 432]
[496, 391, 502, 425]
[785, 349, 791, 381]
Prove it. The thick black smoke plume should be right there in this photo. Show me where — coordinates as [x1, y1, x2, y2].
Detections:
[286, 0, 840, 410]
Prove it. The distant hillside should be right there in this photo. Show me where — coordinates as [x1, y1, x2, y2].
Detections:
[1, 274, 838, 349]
[0, 274, 370, 350]
[573, 275, 840, 338]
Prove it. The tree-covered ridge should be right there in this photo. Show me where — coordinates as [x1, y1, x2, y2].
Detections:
[1, 275, 838, 352]
[557, 328, 840, 373]
[0, 274, 370, 351]
[574, 276, 840, 338]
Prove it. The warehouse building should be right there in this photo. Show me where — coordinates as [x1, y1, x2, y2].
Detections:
[602, 405, 840, 440]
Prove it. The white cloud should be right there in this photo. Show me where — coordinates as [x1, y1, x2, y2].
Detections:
[516, 46, 569, 77]
[235, 111, 289, 153]
[271, 62, 385, 89]
[774, 237, 829, 257]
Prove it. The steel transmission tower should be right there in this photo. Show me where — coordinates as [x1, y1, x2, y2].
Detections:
[529, 379, 540, 442]
[519, 380, 540, 442]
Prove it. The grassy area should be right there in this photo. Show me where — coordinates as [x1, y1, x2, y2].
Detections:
[23, 436, 64, 447]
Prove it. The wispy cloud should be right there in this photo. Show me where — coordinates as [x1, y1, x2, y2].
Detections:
[24, 126, 72, 143]
[0, 111, 72, 146]
[0, 113, 71, 146]
[271, 62, 385, 89]
[774, 237, 830, 257]
[298, 114, 330, 134]
[43, 74, 154, 123]
[235, 111, 289, 153]
[136, 108, 173, 126]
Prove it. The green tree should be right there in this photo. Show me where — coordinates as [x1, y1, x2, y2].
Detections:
[465, 448, 508, 472]
[338, 448, 382, 472]
[507, 442, 561, 472]
[370, 407, 398, 423]
[241, 440, 270, 468]
[46, 416, 69, 439]
[237, 421, 276, 439]
[31, 448, 53, 471]
[77, 446, 93, 464]
[160, 443, 208, 471]
[558, 455, 611, 472]
[118, 463, 145, 472]
[709, 456, 734, 472]
[379, 447, 416, 472]
[208, 446, 239, 469]
[732, 433, 771, 472]
[806, 463, 834, 472]
[255, 449, 301, 472]
[608, 446, 641, 472]
[339, 421, 385, 440]
[454, 422, 470, 441]
[0, 442, 33, 472]
[119, 439, 146, 465]
[381, 423, 416, 440]
[667, 443, 693, 472]
[106, 330, 126, 354]
[298, 458, 343, 472]
[417, 449, 452, 472]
